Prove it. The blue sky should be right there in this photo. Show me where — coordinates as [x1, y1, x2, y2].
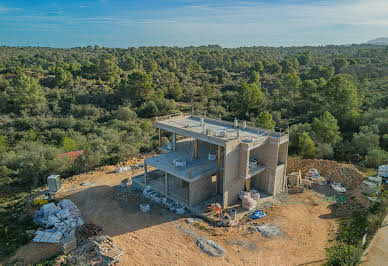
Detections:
[0, 0, 387, 48]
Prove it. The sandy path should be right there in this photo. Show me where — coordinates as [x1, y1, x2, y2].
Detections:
[362, 215, 388, 266]
[11, 165, 337, 265]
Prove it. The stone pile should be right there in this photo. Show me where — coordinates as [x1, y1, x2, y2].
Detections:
[287, 158, 365, 190]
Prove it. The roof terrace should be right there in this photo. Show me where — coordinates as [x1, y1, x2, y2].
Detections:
[156, 114, 288, 147]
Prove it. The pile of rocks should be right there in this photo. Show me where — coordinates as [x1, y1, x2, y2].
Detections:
[287, 158, 365, 190]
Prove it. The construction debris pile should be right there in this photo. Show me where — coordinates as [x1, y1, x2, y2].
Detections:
[33, 200, 84, 243]
[287, 158, 365, 189]
[132, 184, 187, 215]
[65, 235, 122, 265]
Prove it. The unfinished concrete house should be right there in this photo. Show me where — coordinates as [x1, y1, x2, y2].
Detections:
[132, 114, 289, 211]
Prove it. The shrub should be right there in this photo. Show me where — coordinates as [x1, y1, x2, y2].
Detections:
[325, 242, 362, 266]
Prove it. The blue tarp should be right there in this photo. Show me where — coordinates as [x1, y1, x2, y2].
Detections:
[251, 210, 266, 219]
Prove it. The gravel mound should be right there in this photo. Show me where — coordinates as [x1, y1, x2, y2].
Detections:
[196, 239, 225, 257]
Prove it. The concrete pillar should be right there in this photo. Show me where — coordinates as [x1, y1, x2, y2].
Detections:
[200, 117, 204, 126]
[243, 121, 247, 129]
[234, 118, 238, 128]
[188, 183, 192, 207]
[172, 132, 176, 151]
[194, 139, 199, 158]
[217, 146, 222, 194]
[144, 163, 148, 185]
[164, 172, 168, 195]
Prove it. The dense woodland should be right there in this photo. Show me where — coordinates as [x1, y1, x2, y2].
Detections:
[1, 44, 388, 192]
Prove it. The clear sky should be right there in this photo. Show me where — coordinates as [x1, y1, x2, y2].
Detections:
[0, 0, 387, 48]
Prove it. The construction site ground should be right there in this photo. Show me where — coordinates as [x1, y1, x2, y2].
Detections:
[9, 158, 343, 265]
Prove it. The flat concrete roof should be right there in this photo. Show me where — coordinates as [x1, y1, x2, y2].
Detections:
[157, 115, 288, 146]
[144, 151, 218, 182]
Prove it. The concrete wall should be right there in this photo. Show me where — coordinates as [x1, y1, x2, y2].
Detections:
[190, 175, 216, 206]
[274, 164, 286, 194]
[278, 142, 288, 165]
[167, 173, 188, 203]
[223, 141, 245, 207]
[239, 148, 249, 178]
[250, 140, 279, 195]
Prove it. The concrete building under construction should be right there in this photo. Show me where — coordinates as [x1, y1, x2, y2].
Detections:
[133, 114, 289, 210]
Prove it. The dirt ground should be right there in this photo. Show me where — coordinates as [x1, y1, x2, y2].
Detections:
[10, 163, 338, 265]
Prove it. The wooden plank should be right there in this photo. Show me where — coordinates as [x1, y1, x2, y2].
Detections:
[245, 179, 251, 191]
[194, 139, 199, 158]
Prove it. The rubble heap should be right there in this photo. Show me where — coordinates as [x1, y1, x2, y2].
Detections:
[287, 158, 365, 190]
[65, 235, 122, 266]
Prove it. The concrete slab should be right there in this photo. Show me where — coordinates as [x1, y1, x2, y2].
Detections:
[145, 151, 218, 182]
[157, 115, 286, 147]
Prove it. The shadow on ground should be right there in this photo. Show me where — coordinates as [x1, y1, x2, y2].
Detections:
[56, 185, 181, 237]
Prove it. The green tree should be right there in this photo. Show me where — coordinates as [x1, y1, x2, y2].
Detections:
[120, 56, 137, 71]
[333, 58, 349, 73]
[297, 52, 312, 65]
[267, 62, 282, 74]
[323, 75, 360, 123]
[98, 54, 120, 82]
[235, 83, 265, 119]
[4, 71, 47, 114]
[142, 58, 157, 73]
[298, 132, 316, 158]
[255, 111, 276, 129]
[254, 61, 264, 72]
[54, 66, 73, 88]
[0, 135, 7, 153]
[365, 148, 388, 168]
[248, 70, 260, 84]
[118, 71, 154, 106]
[312, 112, 342, 144]
[168, 84, 183, 100]
[289, 123, 312, 154]
[351, 126, 380, 156]
[61, 136, 78, 152]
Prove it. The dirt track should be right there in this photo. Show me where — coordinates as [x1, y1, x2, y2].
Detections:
[11, 164, 338, 265]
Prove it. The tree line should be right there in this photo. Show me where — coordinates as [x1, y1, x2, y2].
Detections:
[0, 44, 388, 191]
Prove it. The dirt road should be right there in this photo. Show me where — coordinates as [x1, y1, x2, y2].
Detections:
[11, 165, 338, 265]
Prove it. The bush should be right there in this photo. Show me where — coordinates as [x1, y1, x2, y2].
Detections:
[325, 242, 362, 266]
[365, 148, 388, 168]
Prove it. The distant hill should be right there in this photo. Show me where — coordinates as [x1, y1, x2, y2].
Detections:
[366, 37, 388, 45]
